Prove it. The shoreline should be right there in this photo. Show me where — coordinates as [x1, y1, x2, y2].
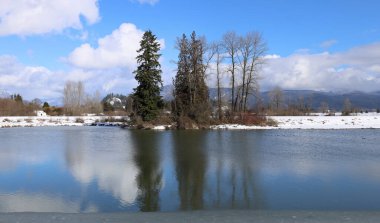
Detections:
[1, 114, 380, 130]
[1, 210, 380, 223]
[0, 116, 127, 128]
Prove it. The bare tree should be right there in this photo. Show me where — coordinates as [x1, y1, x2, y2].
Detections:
[342, 98, 352, 116]
[243, 32, 267, 112]
[208, 41, 225, 120]
[84, 90, 103, 114]
[237, 34, 252, 112]
[320, 101, 329, 113]
[63, 81, 85, 115]
[223, 31, 239, 112]
[269, 86, 284, 113]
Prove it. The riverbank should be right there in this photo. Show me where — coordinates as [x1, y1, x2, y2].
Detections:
[1, 114, 380, 129]
[212, 114, 380, 130]
[0, 116, 127, 128]
[1, 211, 380, 223]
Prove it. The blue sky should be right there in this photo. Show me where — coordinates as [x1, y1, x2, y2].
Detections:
[0, 0, 380, 103]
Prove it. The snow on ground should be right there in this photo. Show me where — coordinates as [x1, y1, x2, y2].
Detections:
[212, 113, 380, 130]
[152, 125, 168, 130]
[1, 113, 380, 129]
[0, 116, 127, 128]
[272, 115, 380, 129]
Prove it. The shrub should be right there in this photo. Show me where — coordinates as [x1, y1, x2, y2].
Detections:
[75, 118, 84, 123]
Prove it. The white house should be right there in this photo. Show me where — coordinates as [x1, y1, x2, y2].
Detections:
[35, 110, 47, 117]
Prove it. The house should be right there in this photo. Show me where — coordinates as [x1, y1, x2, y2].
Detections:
[35, 110, 47, 117]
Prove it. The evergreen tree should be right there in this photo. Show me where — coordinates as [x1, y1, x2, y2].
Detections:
[11, 94, 23, 103]
[173, 32, 210, 123]
[133, 30, 163, 121]
[173, 34, 191, 116]
[188, 32, 209, 121]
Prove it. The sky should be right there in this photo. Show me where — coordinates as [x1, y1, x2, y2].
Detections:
[0, 0, 380, 103]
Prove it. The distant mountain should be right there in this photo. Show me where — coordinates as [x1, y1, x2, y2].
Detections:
[161, 85, 380, 111]
[161, 85, 174, 101]
[260, 90, 380, 111]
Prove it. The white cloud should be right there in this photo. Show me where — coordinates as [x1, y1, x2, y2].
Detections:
[132, 0, 159, 5]
[261, 42, 380, 92]
[320, 39, 338, 48]
[0, 55, 64, 100]
[0, 0, 100, 36]
[264, 54, 281, 59]
[67, 23, 165, 70]
[0, 55, 141, 103]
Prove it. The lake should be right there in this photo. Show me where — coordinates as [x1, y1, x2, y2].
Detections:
[0, 127, 379, 213]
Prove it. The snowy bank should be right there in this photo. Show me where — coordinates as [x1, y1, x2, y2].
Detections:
[2, 114, 380, 130]
[0, 116, 128, 128]
[212, 114, 380, 130]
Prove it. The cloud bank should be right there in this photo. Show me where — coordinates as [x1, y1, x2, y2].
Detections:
[67, 23, 144, 69]
[0, 55, 64, 100]
[0, 0, 100, 36]
[261, 42, 380, 92]
[1, 38, 379, 103]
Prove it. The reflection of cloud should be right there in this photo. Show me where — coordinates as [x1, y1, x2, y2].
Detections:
[69, 152, 139, 204]
[258, 153, 380, 182]
[0, 193, 97, 213]
[0, 147, 51, 172]
[65, 132, 139, 205]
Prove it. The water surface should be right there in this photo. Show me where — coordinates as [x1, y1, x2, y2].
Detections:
[0, 127, 379, 212]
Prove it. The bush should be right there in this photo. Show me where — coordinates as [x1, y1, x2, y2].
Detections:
[342, 111, 350, 116]
[75, 118, 84, 123]
[235, 113, 268, 126]
[151, 115, 173, 126]
[176, 115, 198, 129]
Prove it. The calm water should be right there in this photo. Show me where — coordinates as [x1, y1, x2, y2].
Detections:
[0, 127, 380, 212]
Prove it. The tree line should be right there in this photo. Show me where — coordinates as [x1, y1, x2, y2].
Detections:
[130, 30, 268, 128]
[0, 94, 41, 116]
[3, 29, 379, 122]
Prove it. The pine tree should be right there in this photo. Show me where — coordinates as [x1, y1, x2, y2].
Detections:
[189, 32, 209, 121]
[173, 34, 191, 116]
[133, 30, 163, 121]
[173, 32, 210, 124]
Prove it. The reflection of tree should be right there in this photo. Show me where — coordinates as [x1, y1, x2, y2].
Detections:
[228, 131, 265, 209]
[207, 131, 266, 210]
[131, 130, 162, 212]
[172, 131, 207, 210]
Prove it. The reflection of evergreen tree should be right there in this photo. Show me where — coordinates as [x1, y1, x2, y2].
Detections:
[172, 131, 207, 210]
[131, 131, 162, 212]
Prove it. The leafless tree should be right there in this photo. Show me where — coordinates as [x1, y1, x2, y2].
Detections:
[209, 41, 225, 120]
[243, 32, 267, 112]
[84, 90, 103, 114]
[342, 98, 352, 115]
[63, 81, 85, 115]
[269, 86, 284, 113]
[320, 101, 329, 113]
[223, 31, 239, 112]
